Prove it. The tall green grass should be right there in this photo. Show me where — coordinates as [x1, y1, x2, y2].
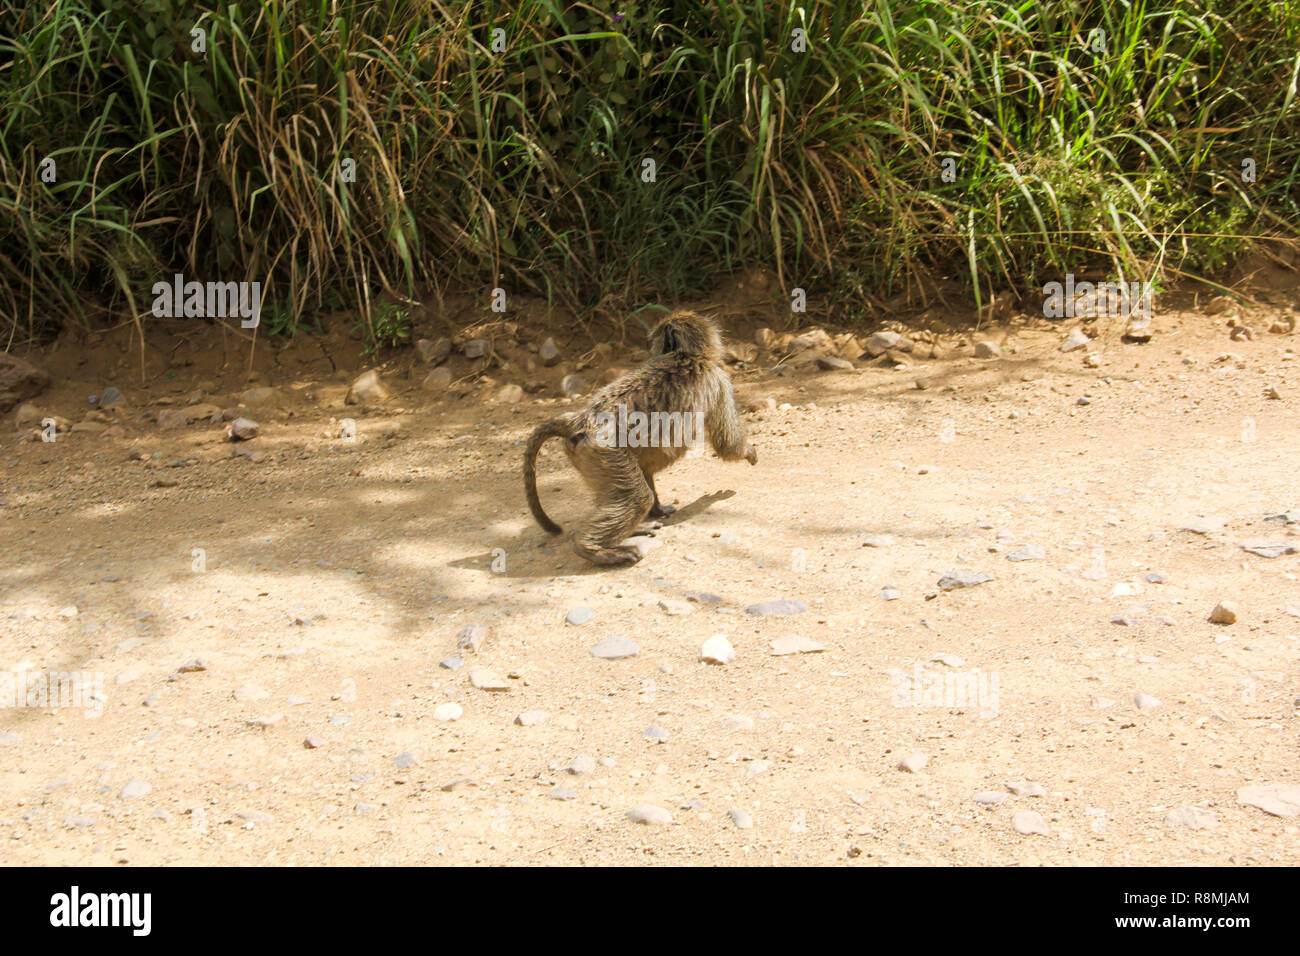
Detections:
[1, 0, 1297, 346]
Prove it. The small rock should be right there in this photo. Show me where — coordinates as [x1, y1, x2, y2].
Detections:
[177, 657, 208, 673]
[974, 341, 1001, 358]
[589, 635, 639, 660]
[547, 787, 577, 801]
[417, 337, 452, 366]
[643, 726, 669, 743]
[816, 355, 854, 371]
[346, 370, 388, 405]
[658, 599, 693, 616]
[1240, 540, 1298, 558]
[439, 656, 463, 670]
[938, 569, 993, 590]
[567, 755, 596, 775]
[233, 682, 268, 702]
[538, 337, 560, 366]
[974, 791, 1007, 805]
[728, 809, 754, 829]
[118, 778, 150, 800]
[394, 752, 418, 769]
[627, 804, 672, 825]
[304, 736, 327, 749]
[769, 634, 824, 656]
[1164, 806, 1217, 829]
[495, 384, 524, 404]
[1236, 784, 1300, 818]
[1060, 328, 1091, 352]
[469, 667, 510, 691]
[862, 534, 895, 548]
[560, 374, 585, 397]
[864, 330, 904, 357]
[881, 587, 900, 601]
[745, 599, 808, 617]
[1006, 545, 1045, 562]
[1012, 810, 1050, 836]
[226, 417, 259, 441]
[898, 753, 928, 773]
[515, 710, 550, 726]
[1134, 692, 1161, 709]
[1208, 601, 1238, 625]
[566, 607, 594, 626]
[99, 386, 125, 407]
[422, 368, 452, 390]
[1007, 781, 1046, 797]
[463, 339, 490, 359]
[433, 702, 463, 721]
[699, 635, 735, 664]
[457, 624, 489, 653]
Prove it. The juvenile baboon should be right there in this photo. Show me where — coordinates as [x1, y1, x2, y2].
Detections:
[523, 311, 757, 565]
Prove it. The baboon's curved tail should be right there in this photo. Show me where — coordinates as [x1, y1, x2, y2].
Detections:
[523, 416, 573, 534]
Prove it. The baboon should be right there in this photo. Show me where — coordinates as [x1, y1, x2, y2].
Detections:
[523, 311, 757, 565]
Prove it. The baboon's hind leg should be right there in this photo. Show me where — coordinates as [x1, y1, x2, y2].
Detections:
[571, 448, 655, 565]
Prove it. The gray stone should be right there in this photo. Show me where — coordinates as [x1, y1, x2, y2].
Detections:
[816, 355, 854, 371]
[457, 623, 489, 653]
[567, 755, 596, 775]
[118, 777, 150, 800]
[643, 726, 669, 742]
[627, 804, 672, 825]
[589, 636, 639, 660]
[769, 634, 824, 656]
[99, 386, 125, 407]
[561, 374, 585, 397]
[227, 417, 259, 441]
[1060, 328, 1090, 352]
[547, 787, 577, 800]
[538, 337, 560, 366]
[463, 338, 490, 359]
[515, 709, 550, 726]
[898, 752, 928, 773]
[938, 569, 992, 590]
[469, 667, 510, 691]
[439, 656, 463, 670]
[1012, 810, 1050, 836]
[728, 809, 754, 829]
[1237, 784, 1300, 818]
[394, 752, 418, 769]
[566, 606, 594, 626]
[1240, 540, 1298, 558]
[1007, 781, 1046, 798]
[1164, 805, 1217, 829]
[346, 370, 388, 405]
[1006, 545, 1045, 562]
[974, 791, 1007, 805]
[745, 599, 808, 617]
[1134, 692, 1161, 709]
[417, 337, 452, 366]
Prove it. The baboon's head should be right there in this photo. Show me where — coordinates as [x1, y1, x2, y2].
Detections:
[649, 310, 724, 362]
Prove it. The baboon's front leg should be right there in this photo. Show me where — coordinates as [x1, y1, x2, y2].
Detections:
[645, 471, 676, 518]
[708, 377, 758, 464]
[571, 447, 655, 565]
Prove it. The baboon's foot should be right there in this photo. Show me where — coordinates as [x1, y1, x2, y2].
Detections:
[648, 502, 676, 518]
[572, 540, 643, 566]
[628, 521, 664, 537]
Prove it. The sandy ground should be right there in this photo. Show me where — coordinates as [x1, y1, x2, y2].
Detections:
[1, 294, 1298, 866]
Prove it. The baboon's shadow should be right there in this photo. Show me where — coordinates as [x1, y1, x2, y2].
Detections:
[659, 488, 737, 525]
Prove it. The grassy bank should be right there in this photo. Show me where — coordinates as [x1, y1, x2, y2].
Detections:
[1, 0, 1297, 345]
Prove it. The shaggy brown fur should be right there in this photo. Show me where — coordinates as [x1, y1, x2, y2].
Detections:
[523, 311, 757, 565]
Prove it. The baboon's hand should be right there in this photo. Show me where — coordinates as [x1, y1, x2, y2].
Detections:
[745, 445, 758, 465]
